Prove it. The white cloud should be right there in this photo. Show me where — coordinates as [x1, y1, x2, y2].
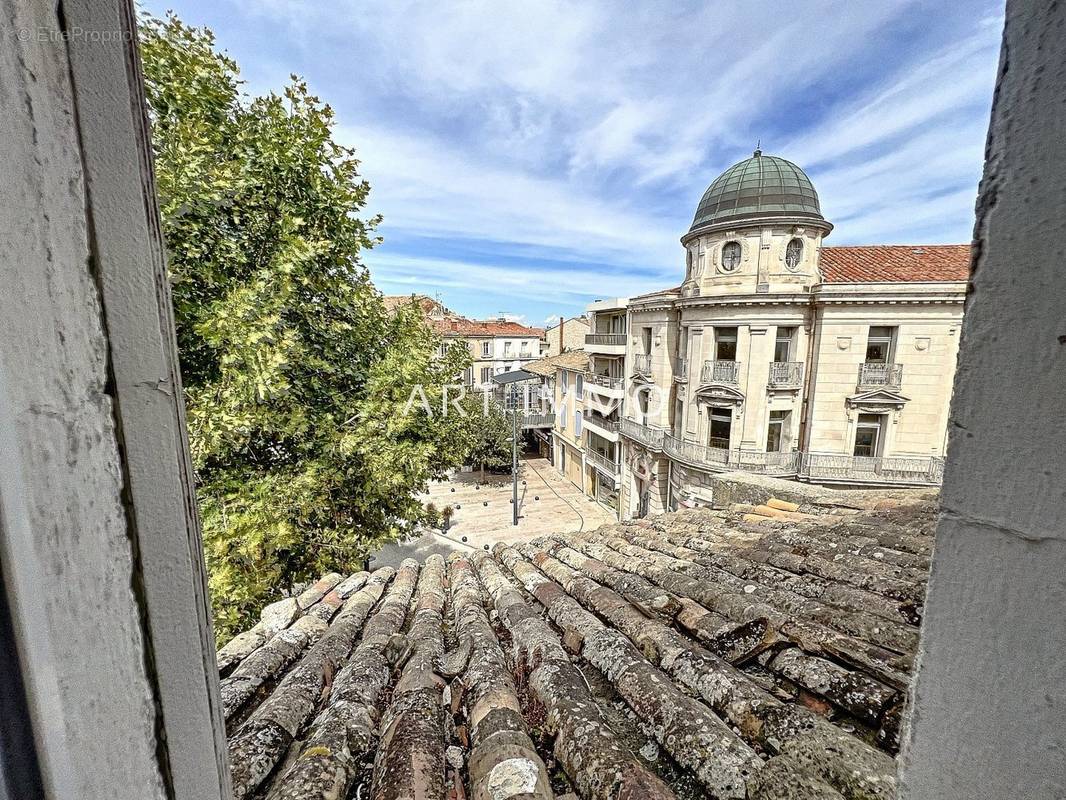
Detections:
[188, 0, 1003, 319]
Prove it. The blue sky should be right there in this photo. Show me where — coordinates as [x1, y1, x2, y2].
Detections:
[142, 0, 1004, 327]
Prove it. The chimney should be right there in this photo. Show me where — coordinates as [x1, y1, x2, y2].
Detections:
[558, 316, 564, 354]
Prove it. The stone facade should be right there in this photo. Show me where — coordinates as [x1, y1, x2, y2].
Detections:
[553, 152, 968, 520]
[543, 315, 590, 355]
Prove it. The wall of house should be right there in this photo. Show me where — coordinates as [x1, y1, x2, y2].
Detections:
[625, 305, 678, 428]
[684, 223, 828, 297]
[544, 317, 590, 355]
[678, 305, 810, 452]
[805, 302, 962, 456]
[1, 3, 228, 797]
[901, 3, 1066, 795]
[551, 367, 587, 491]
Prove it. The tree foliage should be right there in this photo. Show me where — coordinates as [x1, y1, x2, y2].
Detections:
[140, 13, 475, 640]
[461, 394, 515, 475]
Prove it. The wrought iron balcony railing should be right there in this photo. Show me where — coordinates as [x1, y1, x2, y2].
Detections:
[616, 423, 945, 485]
[585, 333, 627, 347]
[618, 417, 665, 450]
[857, 362, 903, 391]
[662, 434, 801, 476]
[768, 361, 804, 388]
[633, 353, 652, 375]
[585, 450, 620, 475]
[582, 410, 620, 433]
[700, 359, 740, 384]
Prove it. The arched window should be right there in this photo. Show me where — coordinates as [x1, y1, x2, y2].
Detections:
[785, 237, 803, 270]
[686, 248, 693, 277]
[721, 241, 742, 272]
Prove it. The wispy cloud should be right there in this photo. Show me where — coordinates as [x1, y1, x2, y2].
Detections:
[147, 0, 1003, 321]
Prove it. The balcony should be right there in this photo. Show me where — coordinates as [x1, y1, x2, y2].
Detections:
[768, 361, 804, 389]
[586, 449, 620, 477]
[633, 353, 652, 375]
[801, 453, 944, 486]
[585, 333, 627, 355]
[583, 410, 620, 441]
[675, 358, 689, 383]
[701, 360, 740, 384]
[586, 373, 625, 401]
[663, 434, 800, 476]
[619, 417, 665, 451]
[857, 362, 903, 391]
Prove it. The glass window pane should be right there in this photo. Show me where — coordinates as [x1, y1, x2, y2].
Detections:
[766, 421, 782, 452]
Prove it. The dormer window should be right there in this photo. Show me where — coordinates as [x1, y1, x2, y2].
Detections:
[721, 241, 742, 272]
[785, 238, 803, 271]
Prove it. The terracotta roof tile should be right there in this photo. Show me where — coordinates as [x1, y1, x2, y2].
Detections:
[820, 244, 971, 283]
[220, 503, 936, 799]
[524, 351, 590, 376]
[432, 318, 545, 337]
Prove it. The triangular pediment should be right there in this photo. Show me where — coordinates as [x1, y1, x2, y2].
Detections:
[695, 384, 746, 404]
[847, 388, 911, 408]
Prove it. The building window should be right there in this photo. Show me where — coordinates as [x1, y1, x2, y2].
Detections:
[766, 410, 790, 452]
[480, 367, 492, 384]
[866, 326, 897, 363]
[774, 327, 794, 361]
[785, 238, 803, 271]
[576, 374, 584, 399]
[709, 407, 732, 449]
[641, 327, 653, 355]
[686, 248, 693, 278]
[715, 327, 738, 361]
[481, 341, 491, 357]
[561, 371, 569, 395]
[721, 241, 742, 272]
[854, 413, 885, 457]
[637, 389, 650, 425]
[673, 397, 684, 436]
[574, 409, 582, 436]
[560, 402, 567, 429]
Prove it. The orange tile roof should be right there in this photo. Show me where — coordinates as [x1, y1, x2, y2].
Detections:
[819, 245, 971, 283]
[431, 318, 544, 337]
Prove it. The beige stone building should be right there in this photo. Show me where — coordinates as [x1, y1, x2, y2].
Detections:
[543, 315, 590, 356]
[554, 151, 969, 519]
[430, 317, 544, 389]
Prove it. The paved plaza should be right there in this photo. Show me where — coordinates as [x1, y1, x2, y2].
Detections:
[371, 456, 616, 567]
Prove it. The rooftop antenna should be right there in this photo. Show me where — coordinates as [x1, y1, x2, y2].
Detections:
[754, 139, 762, 157]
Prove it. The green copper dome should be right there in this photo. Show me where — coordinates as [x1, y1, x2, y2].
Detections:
[689, 151, 826, 234]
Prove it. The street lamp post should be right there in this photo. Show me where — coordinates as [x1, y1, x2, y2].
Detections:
[511, 403, 519, 526]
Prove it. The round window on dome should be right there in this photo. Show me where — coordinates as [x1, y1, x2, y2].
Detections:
[720, 241, 742, 272]
[785, 238, 803, 271]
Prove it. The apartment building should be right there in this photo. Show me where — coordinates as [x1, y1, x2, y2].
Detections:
[553, 150, 969, 519]
[429, 317, 544, 389]
[383, 296, 545, 389]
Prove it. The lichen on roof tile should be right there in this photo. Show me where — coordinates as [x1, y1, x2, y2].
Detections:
[219, 502, 938, 799]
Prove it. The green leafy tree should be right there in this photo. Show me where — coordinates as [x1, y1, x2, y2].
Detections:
[462, 394, 515, 479]
[140, 13, 473, 640]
